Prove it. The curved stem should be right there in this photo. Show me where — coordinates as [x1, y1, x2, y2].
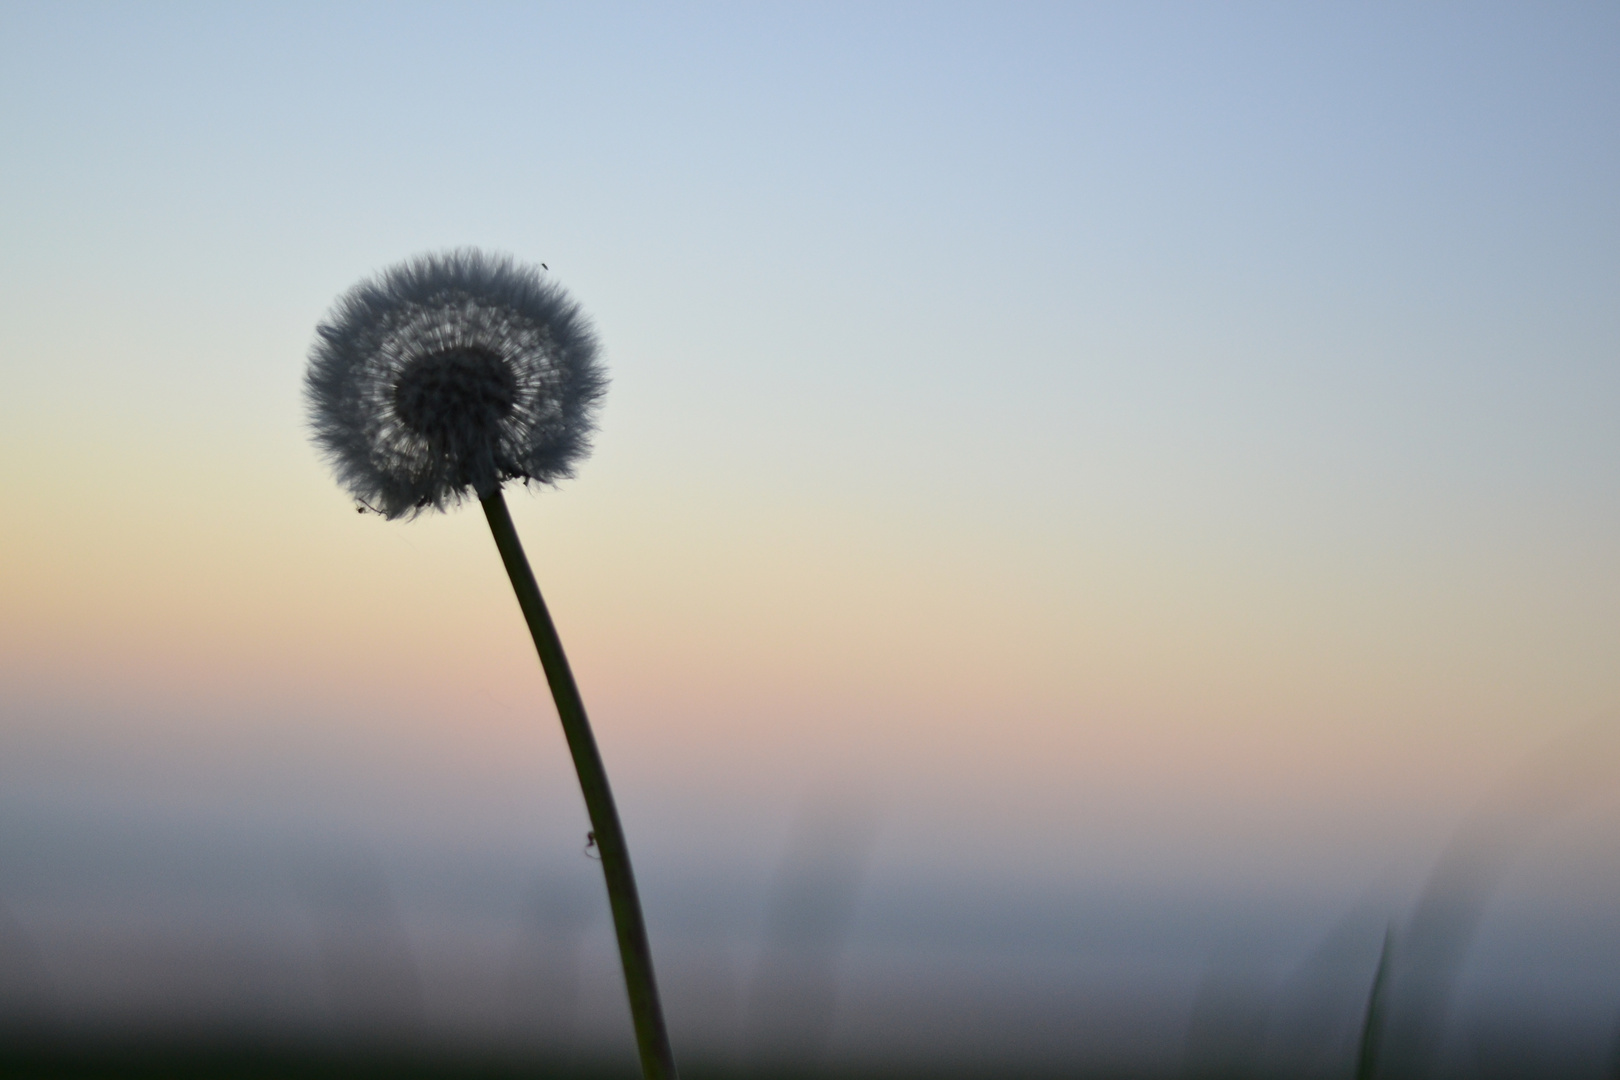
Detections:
[481, 490, 678, 1080]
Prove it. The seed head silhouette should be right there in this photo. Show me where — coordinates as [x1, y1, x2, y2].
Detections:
[305, 249, 605, 519]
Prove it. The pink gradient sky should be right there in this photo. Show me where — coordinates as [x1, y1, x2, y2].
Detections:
[2, 4, 1619, 906]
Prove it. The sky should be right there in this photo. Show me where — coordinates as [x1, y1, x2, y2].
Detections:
[2, 1, 1620, 1069]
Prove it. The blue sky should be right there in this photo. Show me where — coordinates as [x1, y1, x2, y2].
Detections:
[4, 0, 1619, 866]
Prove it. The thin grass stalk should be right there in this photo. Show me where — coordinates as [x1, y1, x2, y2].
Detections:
[481, 490, 677, 1080]
[1356, 925, 1394, 1080]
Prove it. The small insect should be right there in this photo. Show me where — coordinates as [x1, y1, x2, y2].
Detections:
[584, 831, 601, 860]
[540, 263, 549, 271]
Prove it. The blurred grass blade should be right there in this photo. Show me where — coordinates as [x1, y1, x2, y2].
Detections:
[1356, 926, 1394, 1080]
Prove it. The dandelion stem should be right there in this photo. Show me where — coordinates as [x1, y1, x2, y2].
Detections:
[481, 490, 678, 1080]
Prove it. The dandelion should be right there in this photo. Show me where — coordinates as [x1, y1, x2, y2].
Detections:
[306, 250, 677, 1080]
[306, 249, 605, 519]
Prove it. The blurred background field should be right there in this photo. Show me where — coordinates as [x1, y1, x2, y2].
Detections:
[5, 743, 1620, 1077]
[3, 2, 1619, 1077]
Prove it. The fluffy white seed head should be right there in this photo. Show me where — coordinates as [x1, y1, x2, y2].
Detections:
[305, 250, 605, 519]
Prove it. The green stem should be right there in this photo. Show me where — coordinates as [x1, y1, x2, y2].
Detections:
[481, 490, 678, 1080]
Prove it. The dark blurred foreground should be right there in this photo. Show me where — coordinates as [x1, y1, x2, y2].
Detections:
[0, 1035, 1152, 1080]
[0, 1026, 1614, 1080]
[5, 730, 1620, 1079]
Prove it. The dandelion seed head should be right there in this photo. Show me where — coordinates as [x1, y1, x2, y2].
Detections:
[306, 249, 605, 519]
